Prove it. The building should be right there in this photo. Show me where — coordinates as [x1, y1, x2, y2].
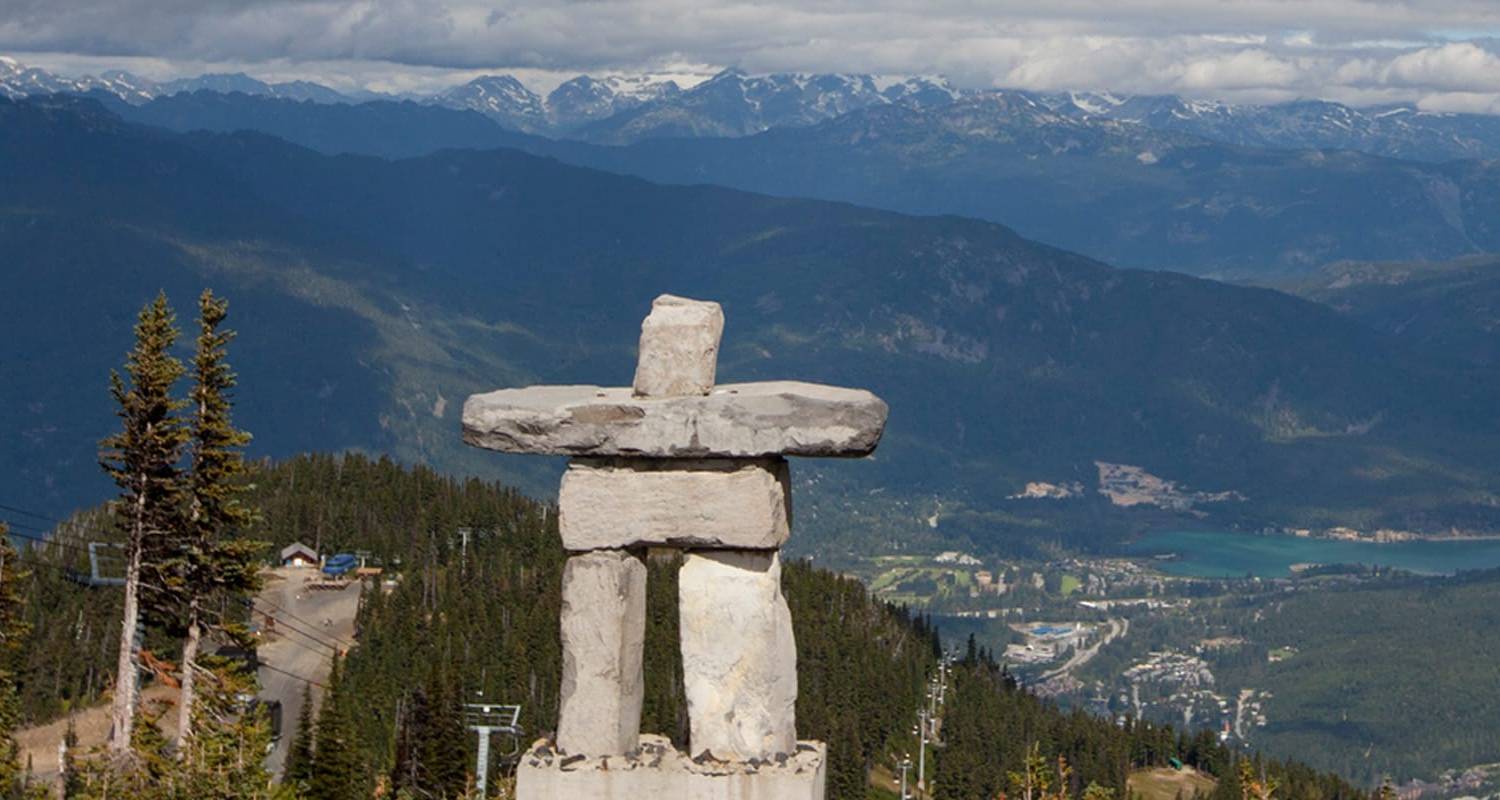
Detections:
[280, 541, 317, 568]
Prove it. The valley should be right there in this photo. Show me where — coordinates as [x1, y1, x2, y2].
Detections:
[850, 539, 1500, 792]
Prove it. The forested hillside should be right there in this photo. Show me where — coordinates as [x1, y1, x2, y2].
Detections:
[6, 454, 1373, 798]
[1211, 568, 1500, 784]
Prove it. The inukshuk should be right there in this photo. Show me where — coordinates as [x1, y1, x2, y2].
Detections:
[461, 294, 888, 799]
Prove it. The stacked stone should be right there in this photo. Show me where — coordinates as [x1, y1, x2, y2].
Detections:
[461, 294, 888, 799]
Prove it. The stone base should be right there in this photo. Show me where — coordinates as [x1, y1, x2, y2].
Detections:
[516, 735, 826, 800]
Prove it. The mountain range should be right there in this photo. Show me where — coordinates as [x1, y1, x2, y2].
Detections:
[100, 88, 1500, 278]
[5, 95, 1499, 561]
[8, 54, 1500, 160]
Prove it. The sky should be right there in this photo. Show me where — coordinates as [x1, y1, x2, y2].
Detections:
[3, 0, 1500, 110]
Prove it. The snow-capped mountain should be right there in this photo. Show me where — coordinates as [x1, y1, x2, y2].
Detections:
[158, 73, 352, 103]
[427, 68, 965, 141]
[429, 75, 548, 132]
[545, 74, 680, 129]
[0, 58, 350, 105]
[429, 73, 682, 133]
[1042, 92, 1500, 162]
[879, 76, 965, 110]
[574, 68, 964, 143]
[0, 56, 157, 103]
[8, 52, 1500, 159]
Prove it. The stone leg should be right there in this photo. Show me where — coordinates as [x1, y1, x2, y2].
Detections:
[558, 550, 647, 756]
[679, 550, 797, 760]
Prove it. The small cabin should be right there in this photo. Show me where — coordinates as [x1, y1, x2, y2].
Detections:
[280, 542, 318, 568]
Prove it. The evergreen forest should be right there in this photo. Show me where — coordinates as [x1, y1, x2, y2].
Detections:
[5, 453, 1374, 799]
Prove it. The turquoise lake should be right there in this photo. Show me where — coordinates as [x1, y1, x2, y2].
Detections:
[1124, 529, 1500, 578]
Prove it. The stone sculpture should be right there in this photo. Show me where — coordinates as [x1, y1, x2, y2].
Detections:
[462, 293, 888, 799]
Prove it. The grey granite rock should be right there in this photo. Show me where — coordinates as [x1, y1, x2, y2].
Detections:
[558, 551, 647, 756]
[559, 458, 790, 551]
[633, 295, 724, 398]
[462, 381, 887, 458]
[679, 551, 798, 760]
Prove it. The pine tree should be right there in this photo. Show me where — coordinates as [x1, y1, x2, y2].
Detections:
[422, 663, 468, 798]
[167, 290, 261, 751]
[307, 656, 357, 800]
[285, 682, 317, 789]
[60, 718, 83, 799]
[1, 528, 36, 799]
[174, 656, 276, 799]
[99, 292, 188, 754]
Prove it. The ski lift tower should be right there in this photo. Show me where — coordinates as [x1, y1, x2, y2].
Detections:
[465, 703, 523, 797]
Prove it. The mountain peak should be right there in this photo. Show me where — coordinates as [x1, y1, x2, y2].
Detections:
[706, 67, 750, 82]
[431, 74, 546, 131]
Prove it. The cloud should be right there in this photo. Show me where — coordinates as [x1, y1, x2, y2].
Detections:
[1175, 49, 1302, 91]
[3, 0, 1500, 108]
[1382, 41, 1500, 91]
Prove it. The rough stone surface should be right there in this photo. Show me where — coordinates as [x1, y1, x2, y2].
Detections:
[559, 458, 791, 551]
[462, 381, 888, 458]
[558, 551, 647, 756]
[633, 295, 724, 398]
[679, 551, 798, 760]
[517, 735, 826, 800]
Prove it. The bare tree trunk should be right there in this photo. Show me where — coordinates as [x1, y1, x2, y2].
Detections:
[176, 601, 201, 756]
[109, 498, 145, 754]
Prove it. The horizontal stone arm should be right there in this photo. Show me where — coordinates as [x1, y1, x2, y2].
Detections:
[462, 381, 888, 458]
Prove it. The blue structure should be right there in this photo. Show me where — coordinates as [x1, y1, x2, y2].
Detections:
[322, 552, 357, 576]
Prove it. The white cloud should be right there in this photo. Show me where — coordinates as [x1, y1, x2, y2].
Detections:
[3, 0, 1500, 110]
[1175, 49, 1301, 91]
[1417, 91, 1500, 114]
[1382, 42, 1500, 91]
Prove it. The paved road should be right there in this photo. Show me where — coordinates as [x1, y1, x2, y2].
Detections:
[254, 567, 361, 779]
[1038, 617, 1127, 683]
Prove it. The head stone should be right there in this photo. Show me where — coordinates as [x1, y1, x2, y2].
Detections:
[632, 294, 725, 398]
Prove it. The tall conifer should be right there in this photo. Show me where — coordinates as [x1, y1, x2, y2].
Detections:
[99, 293, 188, 755]
[167, 290, 261, 750]
[285, 682, 317, 788]
[307, 656, 357, 800]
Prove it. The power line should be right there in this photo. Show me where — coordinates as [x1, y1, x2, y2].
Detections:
[248, 604, 345, 654]
[252, 596, 355, 649]
[0, 502, 67, 524]
[258, 661, 325, 689]
[3, 500, 359, 654]
[8, 528, 350, 654]
[2, 524, 99, 557]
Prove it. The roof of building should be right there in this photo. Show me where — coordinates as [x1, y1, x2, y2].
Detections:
[280, 542, 317, 560]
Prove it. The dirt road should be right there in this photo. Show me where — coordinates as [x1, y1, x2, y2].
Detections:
[15, 684, 180, 786]
[254, 567, 361, 779]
